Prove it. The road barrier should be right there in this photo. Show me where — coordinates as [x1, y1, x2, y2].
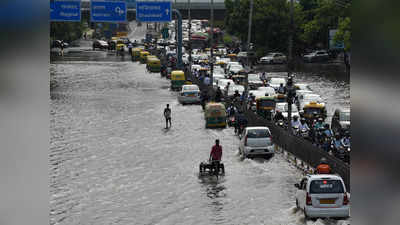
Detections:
[187, 71, 350, 191]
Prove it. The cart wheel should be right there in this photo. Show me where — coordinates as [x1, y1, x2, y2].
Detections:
[220, 164, 225, 174]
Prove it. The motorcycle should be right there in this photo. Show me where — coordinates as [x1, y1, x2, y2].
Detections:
[292, 125, 300, 136]
[228, 116, 235, 127]
[276, 119, 285, 128]
[300, 128, 309, 140]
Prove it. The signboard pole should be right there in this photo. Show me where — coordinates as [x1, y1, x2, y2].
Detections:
[173, 9, 183, 69]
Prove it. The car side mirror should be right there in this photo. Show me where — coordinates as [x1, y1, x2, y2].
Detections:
[294, 183, 300, 189]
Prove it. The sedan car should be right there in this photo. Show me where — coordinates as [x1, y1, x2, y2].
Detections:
[178, 85, 201, 104]
[303, 50, 330, 63]
[260, 52, 287, 64]
[92, 40, 109, 50]
[239, 126, 274, 158]
[295, 174, 350, 219]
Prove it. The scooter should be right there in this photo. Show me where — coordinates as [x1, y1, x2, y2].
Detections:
[300, 128, 309, 140]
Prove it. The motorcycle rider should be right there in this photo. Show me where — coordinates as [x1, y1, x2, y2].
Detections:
[233, 90, 241, 99]
[235, 110, 248, 135]
[314, 117, 325, 130]
[291, 115, 301, 134]
[315, 157, 332, 174]
[215, 87, 223, 102]
[341, 131, 351, 147]
[299, 118, 310, 131]
[273, 110, 285, 122]
[277, 83, 286, 94]
[323, 124, 333, 138]
[332, 134, 343, 151]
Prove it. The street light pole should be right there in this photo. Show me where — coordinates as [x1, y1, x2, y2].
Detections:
[188, 0, 192, 77]
[210, 0, 214, 87]
[244, 0, 254, 111]
[287, 0, 294, 134]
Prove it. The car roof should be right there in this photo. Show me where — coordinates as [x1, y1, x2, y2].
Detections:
[245, 126, 270, 130]
[306, 174, 343, 181]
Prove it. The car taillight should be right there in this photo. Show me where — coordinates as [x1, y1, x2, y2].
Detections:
[306, 193, 312, 205]
[343, 193, 349, 205]
[244, 136, 248, 146]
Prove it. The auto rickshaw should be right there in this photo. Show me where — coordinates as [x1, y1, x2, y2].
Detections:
[256, 96, 276, 120]
[301, 101, 327, 123]
[227, 53, 237, 61]
[231, 75, 246, 86]
[147, 57, 161, 72]
[139, 51, 150, 63]
[132, 48, 142, 61]
[204, 102, 227, 128]
[274, 94, 287, 103]
[170, 70, 186, 91]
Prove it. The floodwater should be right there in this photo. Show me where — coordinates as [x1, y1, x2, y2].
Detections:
[50, 22, 350, 225]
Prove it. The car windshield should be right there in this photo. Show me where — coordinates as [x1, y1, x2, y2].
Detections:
[266, 53, 275, 57]
[183, 86, 199, 91]
[340, 111, 350, 121]
[304, 108, 323, 114]
[260, 101, 275, 107]
[247, 129, 271, 138]
[310, 180, 344, 194]
[304, 95, 322, 102]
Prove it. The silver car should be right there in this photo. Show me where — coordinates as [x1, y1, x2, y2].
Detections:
[239, 126, 274, 159]
[178, 85, 201, 104]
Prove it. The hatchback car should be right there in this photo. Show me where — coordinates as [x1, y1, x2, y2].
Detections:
[247, 73, 263, 90]
[268, 77, 287, 90]
[178, 85, 201, 104]
[295, 174, 350, 219]
[239, 127, 274, 158]
[303, 50, 330, 63]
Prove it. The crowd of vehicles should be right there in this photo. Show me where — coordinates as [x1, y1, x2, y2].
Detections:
[90, 21, 350, 221]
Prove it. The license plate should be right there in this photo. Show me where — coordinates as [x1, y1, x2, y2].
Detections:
[187, 94, 195, 97]
[320, 199, 335, 204]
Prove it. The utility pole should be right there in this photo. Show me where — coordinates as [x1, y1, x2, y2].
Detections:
[287, 0, 295, 134]
[188, 0, 192, 77]
[244, 0, 254, 111]
[210, 0, 214, 87]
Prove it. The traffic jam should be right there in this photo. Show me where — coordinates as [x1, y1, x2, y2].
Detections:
[87, 18, 351, 223]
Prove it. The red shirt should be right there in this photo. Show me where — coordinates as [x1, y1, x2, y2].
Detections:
[210, 145, 222, 161]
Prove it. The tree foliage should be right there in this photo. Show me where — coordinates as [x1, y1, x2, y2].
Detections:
[334, 17, 351, 51]
[224, 0, 351, 56]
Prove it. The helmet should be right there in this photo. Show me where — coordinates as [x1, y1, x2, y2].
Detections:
[324, 123, 329, 128]
[293, 115, 299, 119]
[320, 157, 327, 164]
[335, 134, 341, 139]
[345, 131, 350, 137]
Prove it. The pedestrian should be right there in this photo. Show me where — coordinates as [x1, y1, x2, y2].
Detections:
[215, 87, 222, 102]
[84, 32, 87, 40]
[164, 104, 172, 129]
[224, 82, 231, 96]
[60, 40, 64, 57]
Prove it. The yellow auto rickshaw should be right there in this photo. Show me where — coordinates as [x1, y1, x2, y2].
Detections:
[139, 51, 150, 63]
[132, 48, 142, 61]
[227, 53, 237, 61]
[274, 93, 287, 103]
[301, 101, 327, 122]
[146, 57, 161, 72]
[256, 96, 276, 120]
[204, 102, 227, 128]
[170, 70, 186, 91]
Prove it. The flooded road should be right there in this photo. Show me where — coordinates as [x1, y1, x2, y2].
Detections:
[50, 23, 349, 225]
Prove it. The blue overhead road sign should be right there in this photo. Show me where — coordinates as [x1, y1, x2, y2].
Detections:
[91, 1, 127, 23]
[50, 0, 81, 22]
[136, 1, 172, 22]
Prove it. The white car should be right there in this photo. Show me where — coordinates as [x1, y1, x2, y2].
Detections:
[295, 174, 350, 219]
[217, 78, 234, 90]
[227, 84, 244, 96]
[239, 127, 274, 158]
[229, 64, 244, 75]
[247, 73, 263, 89]
[268, 77, 287, 90]
[275, 103, 299, 119]
[260, 52, 287, 64]
[257, 86, 276, 96]
[249, 90, 267, 99]
[178, 85, 201, 104]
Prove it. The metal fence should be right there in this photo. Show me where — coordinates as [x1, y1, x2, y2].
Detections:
[187, 70, 350, 191]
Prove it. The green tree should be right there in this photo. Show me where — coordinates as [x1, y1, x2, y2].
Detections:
[333, 17, 350, 51]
